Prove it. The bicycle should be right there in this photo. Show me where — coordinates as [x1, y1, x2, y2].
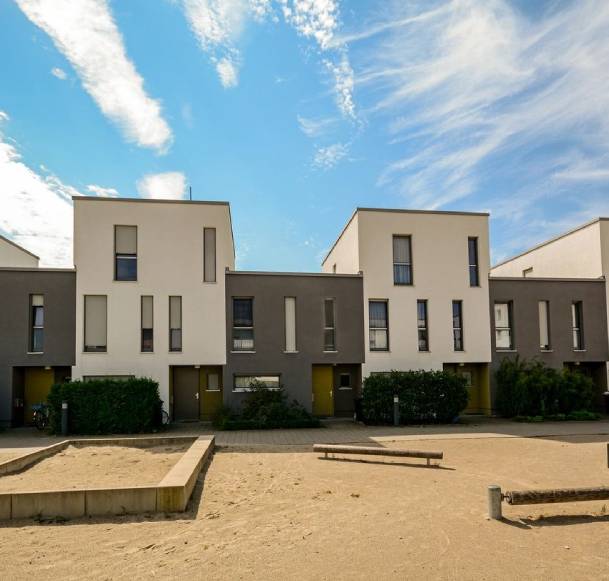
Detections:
[31, 403, 49, 431]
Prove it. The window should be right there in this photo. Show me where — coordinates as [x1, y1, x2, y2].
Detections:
[417, 300, 429, 351]
[369, 300, 389, 351]
[233, 298, 254, 351]
[141, 296, 153, 352]
[468, 237, 479, 287]
[285, 297, 297, 352]
[539, 300, 550, 350]
[207, 373, 220, 391]
[494, 302, 513, 350]
[83, 375, 133, 382]
[452, 300, 463, 351]
[203, 227, 216, 282]
[84, 295, 107, 352]
[339, 373, 351, 389]
[323, 298, 336, 351]
[393, 235, 412, 285]
[234, 375, 280, 392]
[114, 225, 137, 281]
[169, 296, 182, 352]
[29, 294, 44, 352]
[572, 301, 584, 350]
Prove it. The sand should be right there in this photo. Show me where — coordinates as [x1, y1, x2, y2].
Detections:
[0, 443, 189, 491]
[1, 435, 609, 579]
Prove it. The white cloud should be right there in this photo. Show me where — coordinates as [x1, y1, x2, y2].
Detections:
[51, 66, 67, 80]
[136, 172, 186, 200]
[297, 114, 336, 137]
[0, 115, 74, 267]
[216, 57, 239, 88]
[17, 0, 172, 152]
[324, 51, 355, 119]
[280, 0, 339, 50]
[313, 142, 348, 169]
[86, 184, 119, 197]
[0, 111, 9, 122]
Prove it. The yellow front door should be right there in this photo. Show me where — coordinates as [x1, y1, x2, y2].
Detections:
[200, 367, 223, 421]
[24, 367, 54, 424]
[312, 365, 334, 417]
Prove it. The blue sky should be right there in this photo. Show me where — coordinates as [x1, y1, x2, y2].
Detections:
[1, 0, 609, 269]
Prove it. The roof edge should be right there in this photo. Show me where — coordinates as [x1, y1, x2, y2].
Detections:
[0, 267, 75, 272]
[72, 195, 230, 206]
[490, 275, 606, 283]
[227, 269, 362, 278]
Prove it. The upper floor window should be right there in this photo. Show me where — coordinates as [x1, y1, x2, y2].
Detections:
[323, 298, 336, 351]
[369, 300, 389, 351]
[233, 298, 254, 351]
[203, 227, 216, 283]
[169, 296, 182, 352]
[468, 237, 479, 287]
[417, 300, 429, 351]
[114, 225, 137, 281]
[393, 235, 412, 285]
[285, 297, 297, 352]
[572, 301, 584, 350]
[30, 294, 44, 352]
[538, 300, 550, 350]
[452, 300, 463, 351]
[494, 302, 513, 350]
[141, 296, 153, 352]
[84, 295, 107, 352]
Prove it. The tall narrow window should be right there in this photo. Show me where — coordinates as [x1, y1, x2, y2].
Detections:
[114, 225, 137, 281]
[393, 235, 412, 285]
[468, 237, 479, 287]
[203, 227, 216, 282]
[494, 302, 513, 350]
[30, 294, 44, 352]
[539, 300, 550, 350]
[233, 298, 254, 351]
[572, 301, 584, 350]
[452, 300, 463, 351]
[323, 298, 336, 351]
[285, 297, 297, 352]
[84, 295, 107, 352]
[417, 300, 429, 351]
[169, 296, 182, 352]
[369, 300, 389, 351]
[141, 296, 153, 352]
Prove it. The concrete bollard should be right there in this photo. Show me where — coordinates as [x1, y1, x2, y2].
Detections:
[393, 395, 400, 426]
[488, 485, 503, 520]
[61, 401, 69, 436]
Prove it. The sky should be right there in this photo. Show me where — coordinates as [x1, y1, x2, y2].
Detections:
[1, 0, 609, 269]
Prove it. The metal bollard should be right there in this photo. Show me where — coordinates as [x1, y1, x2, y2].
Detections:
[61, 401, 69, 436]
[488, 485, 503, 520]
[393, 395, 400, 426]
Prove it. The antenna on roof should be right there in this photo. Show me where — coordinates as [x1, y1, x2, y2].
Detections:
[189, 186, 192, 201]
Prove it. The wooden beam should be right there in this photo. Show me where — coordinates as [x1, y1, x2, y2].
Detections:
[505, 486, 609, 505]
[313, 444, 443, 460]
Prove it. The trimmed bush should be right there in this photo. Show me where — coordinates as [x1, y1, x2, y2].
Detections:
[361, 370, 469, 425]
[495, 357, 597, 418]
[47, 377, 163, 435]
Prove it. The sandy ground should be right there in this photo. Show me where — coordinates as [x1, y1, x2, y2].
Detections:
[1, 435, 609, 580]
[0, 444, 189, 491]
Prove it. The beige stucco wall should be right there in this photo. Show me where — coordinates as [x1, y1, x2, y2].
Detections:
[322, 212, 360, 275]
[0, 237, 39, 268]
[72, 198, 235, 410]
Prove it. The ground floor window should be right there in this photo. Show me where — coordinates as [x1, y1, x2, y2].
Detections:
[83, 375, 134, 381]
[233, 375, 280, 392]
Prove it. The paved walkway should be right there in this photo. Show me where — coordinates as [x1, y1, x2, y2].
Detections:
[1, 417, 609, 457]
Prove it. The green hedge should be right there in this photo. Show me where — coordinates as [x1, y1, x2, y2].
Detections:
[495, 356, 597, 418]
[361, 370, 469, 425]
[47, 377, 163, 435]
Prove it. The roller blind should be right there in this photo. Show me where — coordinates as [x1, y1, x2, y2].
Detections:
[31, 294, 44, 307]
[115, 225, 137, 254]
[204, 228, 216, 282]
[169, 296, 182, 329]
[538, 301, 549, 348]
[142, 296, 153, 329]
[285, 297, 296, 352]
[393, 236, 411, 263]
[85, 295, 107, 347]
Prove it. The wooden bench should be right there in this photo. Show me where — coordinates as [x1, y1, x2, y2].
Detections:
[313, 444, 443, 466]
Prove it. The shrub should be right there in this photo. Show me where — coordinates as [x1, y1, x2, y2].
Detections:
[214, 381, 320, 430]
[495, 357, 597, 418]
[47, 377, 163, 435]
[361, 370, 469, 425]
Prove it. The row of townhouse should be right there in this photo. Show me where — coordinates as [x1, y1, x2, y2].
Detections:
[1, 197, 608, 427]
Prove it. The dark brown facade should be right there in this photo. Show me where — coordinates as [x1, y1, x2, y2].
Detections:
[224, 271, 365, 416]
[0, 268, 76, 426]
[489, 277, 609, 410]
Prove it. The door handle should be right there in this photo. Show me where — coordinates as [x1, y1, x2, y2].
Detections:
[195, 392, 199, 400]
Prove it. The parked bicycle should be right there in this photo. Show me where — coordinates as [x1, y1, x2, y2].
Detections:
[31, 403, 49, 431]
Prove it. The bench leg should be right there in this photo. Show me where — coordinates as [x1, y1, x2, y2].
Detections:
[325, 452, 328, 459]
[427, 458, 430, 467]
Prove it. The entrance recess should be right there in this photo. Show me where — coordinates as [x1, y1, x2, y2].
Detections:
[312, 365, 334, 417]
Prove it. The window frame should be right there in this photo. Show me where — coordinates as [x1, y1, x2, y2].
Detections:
[494, 301, 514, 350]
[141, 295, 154, 353]
[203, 227, 216, 283]
[323, 297, 336, 352]
[29, 294, 44, 353]
[538, 300, 551, 350]
[452, 300, 464, 352]
[114, 225, 138, 282]
[169, 296, 182, 352]
[468, 237, 479, 287]
[417, 299, 429, 352]
[572, 301, 584, 350]
[232, 297, 255, 352]
[393, 234, 413, 286]
[233, 374, 281, 392]
[369, 299, 389, 352]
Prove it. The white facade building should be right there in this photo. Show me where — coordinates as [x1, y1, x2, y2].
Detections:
[323, 208, 492, 412]
[0, 234, 39, 268]
[72, 197, 235, 412]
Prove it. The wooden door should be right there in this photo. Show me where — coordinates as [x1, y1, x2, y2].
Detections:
[312, 365, 334, 417]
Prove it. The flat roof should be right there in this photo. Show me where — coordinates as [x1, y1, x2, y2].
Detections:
[322, 206, 489, 265]
[490, 275, 605, 283]
[0, 267, 75, 272]
[227, 270, 362, 278]
[0, 233, 40, 260]
[492, 217, 609, 270]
